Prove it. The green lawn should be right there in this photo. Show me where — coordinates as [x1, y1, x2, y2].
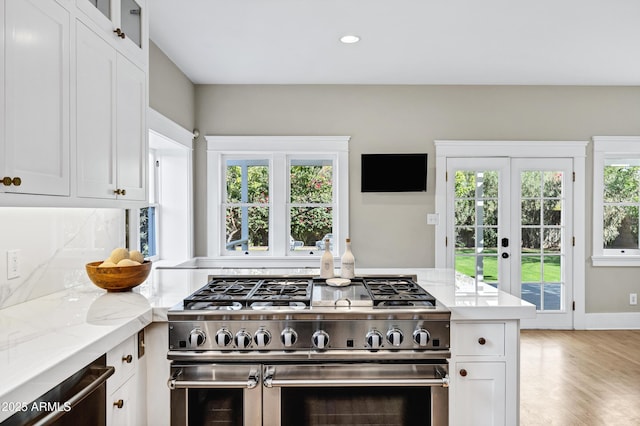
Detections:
[455, 250, 561, 282]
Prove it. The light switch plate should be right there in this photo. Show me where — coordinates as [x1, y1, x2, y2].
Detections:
[7, 250, 20, 280]
[427, 213, 439, 225]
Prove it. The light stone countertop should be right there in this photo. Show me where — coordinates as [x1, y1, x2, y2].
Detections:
[0, 266, 534, 420]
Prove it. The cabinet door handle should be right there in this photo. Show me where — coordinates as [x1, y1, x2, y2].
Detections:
[459, 369, 468, 377]
[113, 399, 124, 409]
[122, 354, 133, 363]
[478, 337, 486, 345]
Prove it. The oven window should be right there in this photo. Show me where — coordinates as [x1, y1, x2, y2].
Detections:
[187, 389, 243, 426]
[281, 387, 430, 426]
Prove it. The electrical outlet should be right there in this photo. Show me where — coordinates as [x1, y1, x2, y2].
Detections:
[7, 250, 20, 280]
[630, 293, 638, 306]
[427, 213, 439, 225]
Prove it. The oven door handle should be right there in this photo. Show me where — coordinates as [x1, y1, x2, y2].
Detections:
[262, 367, 449, 388]
[168, 368, 260, 390]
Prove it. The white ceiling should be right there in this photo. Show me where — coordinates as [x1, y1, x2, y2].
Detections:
[148, 0, 640, 85]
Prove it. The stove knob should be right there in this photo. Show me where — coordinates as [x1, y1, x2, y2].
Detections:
[386, 328, 404, 347]
[312, 330, 330, 349]
[413, 328, 431, 347]
[280, 328, 298, 348]
[365, 330, 383, 349]
[254, 329, 272, 348]
[234, 330, 252, 349]
[215, 328, 233, 347]
[188, 329, 206, 349]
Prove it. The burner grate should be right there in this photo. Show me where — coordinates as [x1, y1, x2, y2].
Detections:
[182, 277, 312, 310]
[247, 278, 313, 302]
[363, 278, 436, 306]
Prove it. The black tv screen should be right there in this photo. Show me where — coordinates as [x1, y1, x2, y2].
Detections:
[361, 153, 428, 192]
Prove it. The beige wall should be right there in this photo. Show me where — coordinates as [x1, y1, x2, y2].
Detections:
[149, 40, 195, 131]
[194, 84, 640, 314]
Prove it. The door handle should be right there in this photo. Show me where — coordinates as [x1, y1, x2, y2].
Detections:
[501, 252, 509, 259]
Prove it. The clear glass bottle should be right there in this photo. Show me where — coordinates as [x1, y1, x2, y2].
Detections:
[320, 238, 334, 278]
[340, 238, 355, 279]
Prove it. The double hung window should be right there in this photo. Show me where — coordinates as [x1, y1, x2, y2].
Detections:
[138, 148, 158, 258]
[207, 136, 349, 260]
[592, 136, 640, 265]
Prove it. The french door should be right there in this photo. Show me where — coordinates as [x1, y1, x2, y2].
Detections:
[445, 157, 574, 329]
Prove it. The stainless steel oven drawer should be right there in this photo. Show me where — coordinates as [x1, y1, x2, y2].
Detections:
[169, 364, 261, 426]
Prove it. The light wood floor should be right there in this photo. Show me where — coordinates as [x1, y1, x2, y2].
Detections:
[520, 330, 640, 426]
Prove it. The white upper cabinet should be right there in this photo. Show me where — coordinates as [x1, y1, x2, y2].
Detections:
[76, 0, 146, 67]
[0, 0, 147, 207]
[115, 54, 146, 200]
[76, 21, 146, 201]
[1, 0, 70, 197]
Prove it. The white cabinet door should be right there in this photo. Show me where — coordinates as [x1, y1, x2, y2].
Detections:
[3, 0, 70, 196]
[116, 53, 146, 201]
[76, 20, 146, 201]
[108, 378, 136, 426]
[454, 362, 506, 426]
[107, 335, 139, 426]
[76, 20, 117, 199]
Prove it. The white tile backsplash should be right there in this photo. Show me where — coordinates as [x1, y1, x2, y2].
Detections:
[0, 208, 124, 309]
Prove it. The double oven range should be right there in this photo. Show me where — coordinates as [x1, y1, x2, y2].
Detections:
[167, 275, 451, 426]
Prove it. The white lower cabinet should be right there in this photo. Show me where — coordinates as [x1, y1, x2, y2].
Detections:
[450, 320, 518, 426]
[106, 333, 146, 426]
[108, 374, 136, 426]
[453, 361, 506, 426]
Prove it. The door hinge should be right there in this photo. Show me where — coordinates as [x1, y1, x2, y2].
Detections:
[445, 236, 448, 247]
[572, 236, 575, 246]
[572, 301, 576, 311]
[446, 171, 448, 182]
[572, 172, 575, 182]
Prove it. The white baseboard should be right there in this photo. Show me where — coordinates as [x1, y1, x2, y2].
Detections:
[584, 312, 640, 330]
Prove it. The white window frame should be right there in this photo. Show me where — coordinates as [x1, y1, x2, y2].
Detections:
[128, 108, 194, 263]
[592, 136, 640, 266]
[207, 136, 350, 265]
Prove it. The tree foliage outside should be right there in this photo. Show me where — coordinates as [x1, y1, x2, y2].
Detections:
[454, 170, 499, 250]
[289, 164, 333, 248]
[603, 164, 640, 249]
[224, 161, 333, 250]
[225, 164, 269, 249]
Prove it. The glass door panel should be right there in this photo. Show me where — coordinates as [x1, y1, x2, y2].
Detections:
[448, 158, 510, 293]
[513, 159, 573, 329]
[121, 0, 142, 47]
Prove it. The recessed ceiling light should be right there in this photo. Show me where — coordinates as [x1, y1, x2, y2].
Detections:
[340, 35, 360, 44]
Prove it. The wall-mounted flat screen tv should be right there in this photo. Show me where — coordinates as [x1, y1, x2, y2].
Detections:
[361, 153, 428, 192]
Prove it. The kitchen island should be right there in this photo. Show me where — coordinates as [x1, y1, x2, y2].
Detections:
[0, 267, 534, 425]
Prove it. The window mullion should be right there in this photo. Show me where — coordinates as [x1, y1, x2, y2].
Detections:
[272, 153, 287, 256]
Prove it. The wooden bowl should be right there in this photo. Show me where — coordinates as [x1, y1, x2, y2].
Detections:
[85, 260, 152, 292]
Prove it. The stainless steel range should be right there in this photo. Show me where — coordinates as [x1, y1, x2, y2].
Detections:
[167, 275, 451, 426]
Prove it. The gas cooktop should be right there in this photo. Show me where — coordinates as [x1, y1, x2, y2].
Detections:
[179, 275, 437, 311]
[168, 275, 450, 356]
